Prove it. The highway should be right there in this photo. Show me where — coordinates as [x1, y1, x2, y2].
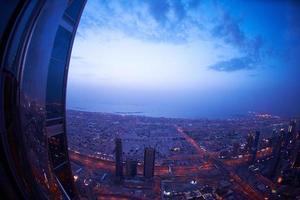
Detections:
[69, 126, 274, 199]
[69, 150, 214, 177]
[175, 125, 268, 200]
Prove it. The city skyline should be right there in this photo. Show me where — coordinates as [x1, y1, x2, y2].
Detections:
[67, 109, 300, 199]
[1, 1, 300, 199]
[67, 0, 300, 118]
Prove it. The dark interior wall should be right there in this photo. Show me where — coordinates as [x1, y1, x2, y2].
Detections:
[0, 1, 28, 199]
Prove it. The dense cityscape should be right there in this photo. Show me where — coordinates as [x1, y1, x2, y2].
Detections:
[67, 110, 300, 199]
[2, 1, 300, 200]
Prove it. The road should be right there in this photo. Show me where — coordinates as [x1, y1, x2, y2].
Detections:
[69, 126, 274, 199]
[69, 150, 214, 177]
[175, 125, 266, 200]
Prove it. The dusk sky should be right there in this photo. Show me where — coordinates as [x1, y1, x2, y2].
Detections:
[67, 0, 300, 118]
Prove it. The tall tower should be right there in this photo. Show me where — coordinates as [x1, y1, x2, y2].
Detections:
[232, 142, 240, 156]
[288, 120, 297, 139]
[269, 131, 282, 179]
[293, 151, 300, 168]
[268, 129, 286, 180]
[289, 120, 299, 164]
[251, 131, 260, 163]
[279, 129, 286, 147]
[126, 159, 137, 177]
[115, 138, 123, 178]
[143, 147, 155, 179]
[245, 133, 254, 154]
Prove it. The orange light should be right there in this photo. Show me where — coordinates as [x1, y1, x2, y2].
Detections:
[277, 177, 283, 184]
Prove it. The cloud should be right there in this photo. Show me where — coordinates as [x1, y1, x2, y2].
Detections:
[282, 3, 300, 67]
[147, 0, 170, 23]
[209, 8, 266, 72]
[78, 0, 207, 43]
[170, 0, 185, 20]
[78, 0, 268, 72]
[209, 34, 265, 72]
[146, 0, 202, 23]
[212, 12, 245, 47]
[209, 56, 256, 72]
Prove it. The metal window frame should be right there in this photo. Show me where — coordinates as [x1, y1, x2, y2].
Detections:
[0, 0, 86, 199]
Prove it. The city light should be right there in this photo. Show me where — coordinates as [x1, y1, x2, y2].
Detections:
[1, 0, 300, 199]
[277, 177, 283, 184]
[74, 175, 78, 182]
[65, 0, 300, 199]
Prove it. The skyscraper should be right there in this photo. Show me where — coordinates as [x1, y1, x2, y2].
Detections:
[143, 147, 155, 179]
[268, 129, 286, 180]
[115, 138, 123, 178]
[269, 134, 282, 179]
[232, 142, 240, 157]
[288, 120, 297, 139]
[279, 129, 286, 147]
[251, 131, 260, 163]
[245, 133, 254, 154]
[126, 159, 137, 177]
[293, 151, 300, 169]
[289, 121, 299, 164]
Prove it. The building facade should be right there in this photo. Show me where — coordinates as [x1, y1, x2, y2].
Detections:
[115, 138, 123, 178]
[144, 147, 155, 179]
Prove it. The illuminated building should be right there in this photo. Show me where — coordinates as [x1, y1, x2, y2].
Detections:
[288, 120, 297, 139]
[143, 147, 155, 179]
[115, 138, 123, 179]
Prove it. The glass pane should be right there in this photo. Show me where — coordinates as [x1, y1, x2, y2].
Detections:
[49, 133, 67, 168]
[46, 59, 65, 119]
[51, 26, 72, 62]
[65, 0, 85, 21]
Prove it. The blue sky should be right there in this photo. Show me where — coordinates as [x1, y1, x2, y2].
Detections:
[67, 0, 300, 118]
